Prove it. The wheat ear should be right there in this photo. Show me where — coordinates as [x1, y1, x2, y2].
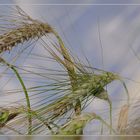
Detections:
[36, 72, 118, 124]
[0, 22, 53, 53]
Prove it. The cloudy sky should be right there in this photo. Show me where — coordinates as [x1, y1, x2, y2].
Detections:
[0, 0, 140, 135]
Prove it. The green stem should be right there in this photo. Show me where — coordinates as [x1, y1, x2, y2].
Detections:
[108, 98, 112, 134]
[10, 66, 32, 135]
[0, 58, 32, 135]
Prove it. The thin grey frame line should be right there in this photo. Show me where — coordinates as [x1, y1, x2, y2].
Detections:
[1, 4, 140, 5]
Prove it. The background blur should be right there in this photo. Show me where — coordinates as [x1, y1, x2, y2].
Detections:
[0, 0, 140, 138]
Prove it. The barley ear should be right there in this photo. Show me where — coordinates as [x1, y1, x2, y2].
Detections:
[117, 104, 129, 134]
